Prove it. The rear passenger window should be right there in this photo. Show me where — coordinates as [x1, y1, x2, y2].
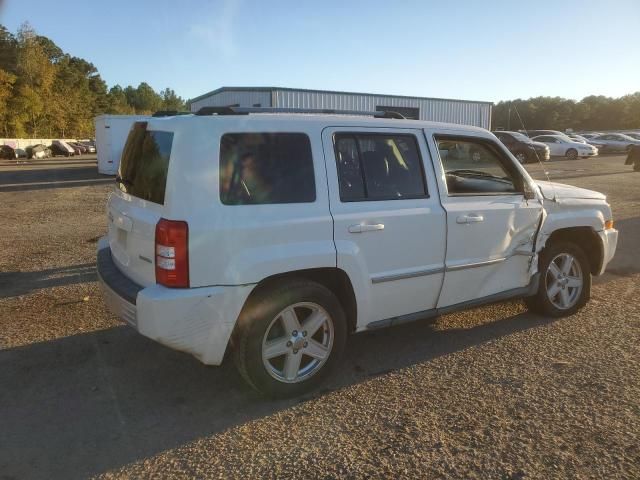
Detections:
[334, 133, 427, 201]
[220, 133, 315, 205]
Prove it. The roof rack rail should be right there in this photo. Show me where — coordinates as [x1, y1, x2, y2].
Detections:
[152, 110, 192, 117]
[194, 106, 406, 119]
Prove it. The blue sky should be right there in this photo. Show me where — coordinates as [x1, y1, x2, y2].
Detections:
[2, 0, 639, 103]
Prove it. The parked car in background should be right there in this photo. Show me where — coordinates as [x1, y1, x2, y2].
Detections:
[532, 135, 598, 159]
[0, 145, 18, 160]
[49, 140, 75, 157]
[587, 133, 640, 154]
[68, 142, 88, 154]
[67, 142, 84, 155]
[580, 133, 601, 140]
[526, 130, 572, 140]
[567, 134, 589, 143]
[26, 144, 51, 159]
[493, 130, 550, 163]
[622, 132, 640, 141]
[15, 148, 28, 159]
[79, 142, 96, 153]
[97, 111, 617, 396]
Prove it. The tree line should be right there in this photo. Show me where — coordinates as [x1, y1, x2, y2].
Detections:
[0, 23, 186, 138]
[1, 22, 638, 139]
[492, 93, 640, 132]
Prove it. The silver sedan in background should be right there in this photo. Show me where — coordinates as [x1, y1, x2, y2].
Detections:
[588, 133, 640, 153]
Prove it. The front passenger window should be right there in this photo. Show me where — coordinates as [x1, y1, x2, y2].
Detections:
[436, 137, 521, 195]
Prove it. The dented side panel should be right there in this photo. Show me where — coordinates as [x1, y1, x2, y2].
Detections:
[534, 197, 610, 253]
[436, 194, 544, 308]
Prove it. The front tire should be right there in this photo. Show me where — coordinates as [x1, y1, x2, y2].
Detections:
[233, 279, 347, 397]
[565, 148, 578, 160]
[525, 241, 591, 317]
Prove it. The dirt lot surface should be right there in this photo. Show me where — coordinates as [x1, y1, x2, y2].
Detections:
[1, 154, 638, 479]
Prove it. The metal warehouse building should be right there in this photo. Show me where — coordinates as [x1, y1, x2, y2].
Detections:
[189, 87, 493, 129]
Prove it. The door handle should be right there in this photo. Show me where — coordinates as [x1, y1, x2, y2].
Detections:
[456, 214, 484, 224]
[348, 223, 385, 233]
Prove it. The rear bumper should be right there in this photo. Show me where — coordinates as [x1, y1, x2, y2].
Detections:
[597, 228, 618, 275]
[97, 238, 254, 365]
[97, 246, 140, 327]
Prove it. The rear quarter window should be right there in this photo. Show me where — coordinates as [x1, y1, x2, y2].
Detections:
[220, 133, 315, 205]
[118, 123, 173, 205]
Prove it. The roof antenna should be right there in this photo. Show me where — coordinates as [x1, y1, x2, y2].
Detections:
[512, 103, 558, 203]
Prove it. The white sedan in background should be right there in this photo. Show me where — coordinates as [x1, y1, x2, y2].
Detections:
[532, 135, 598, 159]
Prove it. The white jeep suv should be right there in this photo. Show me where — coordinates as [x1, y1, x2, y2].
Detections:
[98, 108, 618, 397]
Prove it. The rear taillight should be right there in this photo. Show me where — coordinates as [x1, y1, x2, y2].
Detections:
[155, 218, 189, 288]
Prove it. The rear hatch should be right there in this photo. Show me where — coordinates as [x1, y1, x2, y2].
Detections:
[107, 121, 174, 286]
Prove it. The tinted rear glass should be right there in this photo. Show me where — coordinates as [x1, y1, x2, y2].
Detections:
[220, 133, 315, 205]
[118, 122, 173, 204]
[334, 133, 427, 201]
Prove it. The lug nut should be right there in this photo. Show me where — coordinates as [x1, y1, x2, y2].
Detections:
[286, 341, 292, 347]
[302, 331, 307, 337]
[303, 341, 308, 348]
[292, 330, 298, 336]
[293, 349, 298, 354]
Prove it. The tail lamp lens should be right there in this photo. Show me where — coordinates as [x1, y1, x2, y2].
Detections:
[155, 218, 189, 288]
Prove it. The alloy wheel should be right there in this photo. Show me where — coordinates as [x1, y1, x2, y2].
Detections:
[261, 302, 334, 383]
[545, 253, 583, 310]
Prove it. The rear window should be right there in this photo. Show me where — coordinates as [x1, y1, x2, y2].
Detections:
[118, 122, 173, 204]
[220, 133, 315, 205]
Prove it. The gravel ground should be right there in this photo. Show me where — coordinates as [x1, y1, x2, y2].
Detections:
[0, 154, 638, 479]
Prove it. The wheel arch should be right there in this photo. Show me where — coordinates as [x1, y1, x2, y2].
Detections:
[239, 267, 358, 334]
[565, 147, 578, 157]
[544, 226, 604, 275]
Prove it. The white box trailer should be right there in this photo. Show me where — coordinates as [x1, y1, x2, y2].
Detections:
[95, 115, 149, 175]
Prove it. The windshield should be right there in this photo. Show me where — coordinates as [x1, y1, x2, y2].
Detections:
[617, 133, 637, 141]
[510, 132, 533, 143]
[117, 122, 174, 204]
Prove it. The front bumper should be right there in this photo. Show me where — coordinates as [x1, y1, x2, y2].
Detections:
[597, 228, 618, 275]
[97, 239, 254, 365]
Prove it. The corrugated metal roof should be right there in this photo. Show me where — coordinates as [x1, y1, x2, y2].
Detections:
[189, 86, 492, 106]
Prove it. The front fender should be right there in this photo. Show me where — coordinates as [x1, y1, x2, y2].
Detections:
[537, 199, 608, 251]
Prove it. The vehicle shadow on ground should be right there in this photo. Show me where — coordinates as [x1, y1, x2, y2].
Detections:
[0, 306, 550, 479]
[0, 264, 97, 299]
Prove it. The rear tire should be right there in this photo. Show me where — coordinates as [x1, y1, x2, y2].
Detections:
[233, 279, 347, 398]
[565, 148, 578, 160]
[525, 241, 591, 317]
